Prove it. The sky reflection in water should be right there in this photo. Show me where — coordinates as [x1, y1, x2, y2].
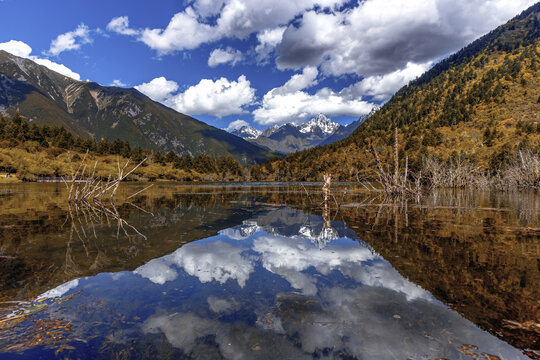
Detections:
[21, 208, 527, 359]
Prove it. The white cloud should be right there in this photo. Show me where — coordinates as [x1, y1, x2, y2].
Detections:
[32, 58, 82, 80]
[274, 66, 318, 95]
[106, 16, 139, 36]
[135, 75, 255, 117]
[135, 76, 179, 102]
[207, 296, 239, 314]
[140, 285, 523, 360]
[255, 27, 286, 63]
[343, 62, 432, 101]
[110, 79, 127, 87]
[253, 68, 374, 125]
[208, 47, 244, 67]
[0, 40, 81, 80]
[46, 24, 92, 56]
[252, 234, 376, 295]
[105, 0, 535, 78]
[134, 258, 178, 285]
[212, 0, 346, 39]
[139, 9, 220, 54]
[0, 40, 32, 57]
[276, 0, 537, 76]
[225, 119, 250, 132]
[108, 1, 345, 55]
[166, 75, 255, 117]
[107, 1, 536, 122]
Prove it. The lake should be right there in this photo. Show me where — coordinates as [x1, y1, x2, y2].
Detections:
[0, 183, 538, 359]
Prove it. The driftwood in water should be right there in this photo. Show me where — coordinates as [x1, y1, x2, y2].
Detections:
[322, 174, 331, 205]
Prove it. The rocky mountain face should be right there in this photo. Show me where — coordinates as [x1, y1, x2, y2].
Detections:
[0, 50, 274, 165]
[299, 113, 340, 135]
[229, 114, 365, 154]
[318, 112, 371, 146]
[229, 125, 261, 140]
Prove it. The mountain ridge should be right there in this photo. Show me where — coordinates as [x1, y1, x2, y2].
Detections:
[0, 50, 275, 165]
[261, 3, 540, 181]
[228, 114, 365, 154]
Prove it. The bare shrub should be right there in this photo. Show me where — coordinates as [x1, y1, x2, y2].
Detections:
[499, 149, 540, 189]
[63, 151, 151, 203]
[422, 156, 490, 189]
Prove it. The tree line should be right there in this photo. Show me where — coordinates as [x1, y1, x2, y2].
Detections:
[0, 113, 246, 179]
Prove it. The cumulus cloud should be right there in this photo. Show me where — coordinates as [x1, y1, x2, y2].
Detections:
[107, 1, 345, 54]
[0, 40, 81, 80]
[253, 68, 374, 125]
[139, 9, 220, 54]
[134, 76, 179, 102]
[343, 61, 432, 101]
[46, 24, 92, 56]
[104, 0, 535, 77]
[252, 62, 426, 125]
[274, 66, 318, 95]
[136, 75, 255, 117]
[106, 16, 139, 36]
[255, 27, 286, 63]
[225, 119, 250, 132]
[207, 296, 239, 314]
[252, 235, 374, 295]
[134, 257, 179, 285]
[276, 0, 537, 76]
[191, 0, 226, 18]
[0, 40, 32, 57]
[170, 76, 255, 117]
[208, 47, 243, 67]
[108, 1, 535, 122]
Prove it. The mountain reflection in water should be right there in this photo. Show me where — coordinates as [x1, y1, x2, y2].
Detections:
[1, 206, 527, 359]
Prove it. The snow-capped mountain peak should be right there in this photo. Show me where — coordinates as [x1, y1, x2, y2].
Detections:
[299, 114, 339, 135]
[229, 125, 262, 140]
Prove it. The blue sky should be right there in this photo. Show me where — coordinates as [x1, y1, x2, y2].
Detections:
[0, 0, 535, 131]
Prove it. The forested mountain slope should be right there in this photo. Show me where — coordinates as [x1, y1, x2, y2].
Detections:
[261, 3, 539, 181]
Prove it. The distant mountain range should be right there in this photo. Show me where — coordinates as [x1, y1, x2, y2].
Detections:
[0, 50, 275, 165]
[229, 113, 370, 154]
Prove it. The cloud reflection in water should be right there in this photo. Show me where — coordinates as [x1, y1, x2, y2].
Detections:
[35, 208, 527, 359]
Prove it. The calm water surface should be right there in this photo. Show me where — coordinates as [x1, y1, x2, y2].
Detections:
[0, 183, 538, 359]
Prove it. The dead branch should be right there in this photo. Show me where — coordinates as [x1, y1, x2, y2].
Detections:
[63, 152, 149, 204]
